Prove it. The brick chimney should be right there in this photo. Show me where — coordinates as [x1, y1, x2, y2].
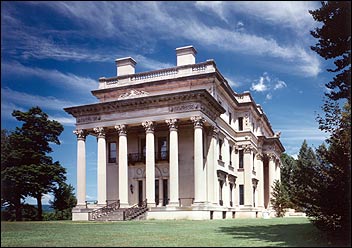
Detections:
[176, 45, 197, 66]
[115, 57, 136, 76]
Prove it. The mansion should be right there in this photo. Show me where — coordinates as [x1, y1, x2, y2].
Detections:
[64, 46, 284, 221]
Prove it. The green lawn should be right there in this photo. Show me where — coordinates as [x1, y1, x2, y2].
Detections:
[1, 217, 349, 247]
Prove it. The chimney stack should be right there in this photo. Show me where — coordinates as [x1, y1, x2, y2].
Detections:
[176, 45, 197, 66]
[115, 57, 136, 76]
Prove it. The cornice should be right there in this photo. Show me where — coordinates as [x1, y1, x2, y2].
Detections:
[64, 89, 225, 122]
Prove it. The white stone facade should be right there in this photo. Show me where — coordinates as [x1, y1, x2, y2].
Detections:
[65, 46, 285, 221]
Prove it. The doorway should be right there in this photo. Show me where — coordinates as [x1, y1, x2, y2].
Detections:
[138, 180, 143, 207]
[163, 179, 168, 206]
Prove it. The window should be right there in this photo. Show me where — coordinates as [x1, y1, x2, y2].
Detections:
[253, 153, 255, 171]
[229, 112, 232, 124]
[140, 138, 146, 159]
[219, 139, 223, 160]
[239, 185, 244, 205]
[253, 186, 256, 207]
[219, 180, 223, 206]
[238, 117, 243, 131]
[229, 146, 233, 165]
[158, 137, 168, 160]
[108, 142, 116, 163]
[239, 150, 244, 169]
[229, 183, 233, 206]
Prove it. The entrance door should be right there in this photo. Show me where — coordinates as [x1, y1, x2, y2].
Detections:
[138, 181, 143, 207]
[163, 179, 168, 206]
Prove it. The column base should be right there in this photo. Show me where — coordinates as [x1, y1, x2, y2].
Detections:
[147, 203, 156, 208]
[167, 202, 180, 207]
[119, 202, 130, 208]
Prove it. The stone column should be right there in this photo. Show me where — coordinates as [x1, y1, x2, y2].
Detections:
[142, 121, 155, 207]
[276, 161, 281, 182]
[94, 127, 107, 206]
[115, 124, 129, 207]
[191, 116, 206, 204]
[243, 146, 253, 206]
[207, 126, 218, 205]
[165, 119, 179, 206]
[268, 154, 276, 207]
[73, 129, 87, 206]
[256, 153, 264, 208]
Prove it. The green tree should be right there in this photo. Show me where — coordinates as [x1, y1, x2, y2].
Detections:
[280, 153, 297, 209]
[50, 183, 77, 220]
[310, 1, 351, 103]
[270, 180, 290, 217]
[1, 107, 66, 221]
[309, 1, 351, 237]
[290, 140, 321, 214]
[1, 129, 32, 220]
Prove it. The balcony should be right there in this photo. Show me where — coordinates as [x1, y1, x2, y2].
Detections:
[128, 151, 169, 165]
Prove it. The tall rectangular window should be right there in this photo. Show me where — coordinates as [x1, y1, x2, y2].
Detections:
[140, 138, 146, 160]
[229, 112, 232, 124]
[238, 117, 243, 131]
[108, 142, 116, 163]
[158, 137, 168, 160]
[239, 150, 244, 169]
[229, 146, 233, 165]
[219, 139, 223, 160]
[239, 185, 244, 205]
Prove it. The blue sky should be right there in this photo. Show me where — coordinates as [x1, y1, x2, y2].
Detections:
[1, 1, 332, 204]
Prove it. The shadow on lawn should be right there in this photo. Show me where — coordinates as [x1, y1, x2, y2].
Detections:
[218, 222, 350, 247]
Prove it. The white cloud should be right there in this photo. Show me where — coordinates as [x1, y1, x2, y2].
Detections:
[2, 62, 98, 91]
[195, 1, 319, 35]
[274, 80, 287, 90]
[49, 116, 75, 126]
[2, 1, 322, 77]
[2, 87, 76, 111]
[251, 76, 269, 92]
[266, 93, 272, 100]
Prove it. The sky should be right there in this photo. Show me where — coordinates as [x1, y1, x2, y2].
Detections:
[1, 1, 333, 205]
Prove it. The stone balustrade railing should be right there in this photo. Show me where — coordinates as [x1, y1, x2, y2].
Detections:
[98, 60, 216, 89]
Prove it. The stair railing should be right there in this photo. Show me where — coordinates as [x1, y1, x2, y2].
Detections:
[89, 200, 120, 220]
[124, 199, 148, 220]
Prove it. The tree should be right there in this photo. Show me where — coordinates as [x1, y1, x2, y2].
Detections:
[270, 180, 290, 217]
[310, 1, 351, 103]
[309, 1, 351, 237]
[290, 140, 321, 214]
[280, 153, 297, 209]
[50, 183, 77, 220]
[1, 107, 66, 221]
[1, 129, 32, 220]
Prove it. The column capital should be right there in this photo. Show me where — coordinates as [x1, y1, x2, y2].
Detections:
[73, 129, 87, 141]
[142, 121, 155, 133]
[243, 145, 252, 153]
[211, 126, 219, 138]
[256, 153, 264, 161]
[115, 124, 127, 136]
[191, 116, 205, 128]
[267, 153, 277, 161]
[165, 119, 178, 131]
[93, 127, 105, 138]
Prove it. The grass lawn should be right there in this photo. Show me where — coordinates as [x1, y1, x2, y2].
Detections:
[1, 217, 349, 247]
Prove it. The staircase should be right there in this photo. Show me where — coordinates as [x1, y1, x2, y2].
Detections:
[89, 200, 148, 221]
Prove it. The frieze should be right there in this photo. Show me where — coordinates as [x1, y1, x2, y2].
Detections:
[118, 89, 149, 99]
[77, 115, 101, 124]
[169, 103, 200, 112]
